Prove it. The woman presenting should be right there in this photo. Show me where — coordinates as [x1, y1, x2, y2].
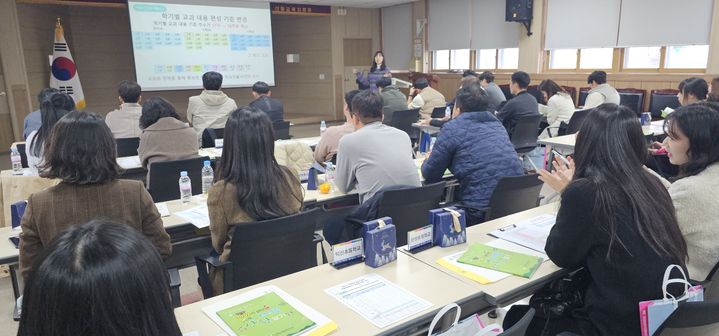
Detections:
[355, 51, 392, 91]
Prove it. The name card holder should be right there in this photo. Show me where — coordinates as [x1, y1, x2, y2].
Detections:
[406, 225, 433, 254]
[330, 238, 364, 269]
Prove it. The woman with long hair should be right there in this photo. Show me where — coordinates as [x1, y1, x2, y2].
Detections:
[26, 92, 74, 171]
[207, 106, 303, 295]
[19, 220, 181, 336]
[355, 50, 392, 92]
[677, 77, 708, 106]
[535, 104, 688, 335]
[537, 79, 575, 138]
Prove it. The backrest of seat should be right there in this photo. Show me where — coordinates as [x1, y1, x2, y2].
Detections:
[499, 308, 535, 336]
[390, 108, 420, 140]
[378, 182, 446, 246]
[116, 137, 140, 157]
[228, 208, 318, 290]
[563, 109, 591, 135]
[562, 86, 578, 106]
[526, 85, 545, 105]
[510, 115, 541, 151]
[201, 128, 225, 148]
[148, 156, 210, 202]
[649, 89, 681, 119]
[431, 106, 447, 118]
[657, 301, 719, 336]
[499, 84, 513, 100]
[617, 88, 646, 116]
[578, 87, 590, 107]
[273, 120, 291, 140]
[487, 174, 543, 220]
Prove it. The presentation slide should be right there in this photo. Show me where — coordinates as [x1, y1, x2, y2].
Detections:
[127, 0, 275, 91]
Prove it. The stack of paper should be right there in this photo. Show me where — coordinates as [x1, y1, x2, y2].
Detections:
[175, 205, 210, 228]
[488, 214, 556, 253]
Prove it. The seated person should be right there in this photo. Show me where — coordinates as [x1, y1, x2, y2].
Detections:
[584, 70, 620, 109]
[105, 80, 143, 138]
[187, 71, 237, 137]
[19, 111, 171, 281]
[26, 92, 75, 172]
[335, 90, 421, 203]
[377, 77, 407, 125]
[478, 71, 506, 112]
[23, 88, 59, 140]
[314, 90, 360, 164]
[424, 75, 478, 128]
[496, 71, 539, 135]
[208, 106, 303, 295]
[537, 79, 575, 138]
[677, 77, 708, 106]
[138, 97, 199, 184]
[408, 78, 446, 120]
[18, 220, 181, 336]
[422, 81, 523, 225]
[248, 81, 284, 122]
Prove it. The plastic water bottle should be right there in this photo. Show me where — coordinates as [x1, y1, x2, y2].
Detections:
[325, 162, 336, 185]
[201, 161, 214, 194]
[179, 171, 192, 204]
[445, 105, 451, 118]
[320, 120, 327, 135]
[10, 148, 22, 175]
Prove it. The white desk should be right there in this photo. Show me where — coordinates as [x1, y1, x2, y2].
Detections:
[412, 123, 441, 135]
[175, 252, 481, 336]
[537, 134, 576, 152]
[399, 204, 567, 307]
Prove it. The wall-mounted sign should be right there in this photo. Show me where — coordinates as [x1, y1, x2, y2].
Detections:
[270, 3, 331, 16]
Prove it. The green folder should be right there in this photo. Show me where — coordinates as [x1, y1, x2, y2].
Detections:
[457, 243, 543, 278]
[216, 291, 316, 336]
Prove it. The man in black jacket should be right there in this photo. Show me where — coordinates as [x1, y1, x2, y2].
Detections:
[496, 71, 539, 135]
[248, 81, 284, 122]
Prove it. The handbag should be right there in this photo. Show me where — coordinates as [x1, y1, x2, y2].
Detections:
[639, 264, 704, 336]
[427, 303, 501, 336]
[529, 268, 590, 320]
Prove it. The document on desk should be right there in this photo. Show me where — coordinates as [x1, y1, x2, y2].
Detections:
[174, 204, 210, 228]
[324, 273, 432, 329]
[154, 202, 171, 217]
[488, 214, 556, 253]
[116, 156, 141, 169]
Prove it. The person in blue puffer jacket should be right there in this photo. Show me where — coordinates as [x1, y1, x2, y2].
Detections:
[421, 79, 524, 225]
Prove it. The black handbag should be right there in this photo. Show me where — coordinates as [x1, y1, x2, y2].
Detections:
[530, 268, 591, 319]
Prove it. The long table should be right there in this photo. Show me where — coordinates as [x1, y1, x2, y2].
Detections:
[174, 204, 568, 335]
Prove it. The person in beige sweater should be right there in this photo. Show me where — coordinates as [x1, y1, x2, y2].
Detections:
[138, 97, 199, 184]
[660, 103, 719, 281]
[314, 90, 359, 164]
[207, 106, 303, 295]
[187, 71, 237, 138]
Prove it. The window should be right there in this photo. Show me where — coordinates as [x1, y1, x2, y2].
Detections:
[665, 45, 709, 69]
[498, 48, 519, 69]
[433, 50, 450, 70]
[477, 49, 496, 69]
[579, 48, 613, 69]
[549, 49, 578, 69]
[623, 47, 661, 69]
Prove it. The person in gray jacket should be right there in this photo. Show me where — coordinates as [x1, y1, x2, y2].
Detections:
[584, 70, 620, 109]
[478, 71, 507, 112]
[377, 77, 407, 125]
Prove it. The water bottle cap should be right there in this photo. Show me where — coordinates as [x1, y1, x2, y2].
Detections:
[203, 160, 211, 166]
[180, 171, 188, 177]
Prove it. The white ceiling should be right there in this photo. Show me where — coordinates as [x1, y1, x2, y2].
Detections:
[246, 0, 418, 8]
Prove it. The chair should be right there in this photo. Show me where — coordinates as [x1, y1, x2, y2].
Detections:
[458, 174, 543, 221]
[273, 120, 291, 140]
[555, 109, 591, 137]
[195, 208, 323, 298]
[431, 105, 448, 118]
[15, 143, 28, 168]
[500, 307, 535, 336]
[617, 88, 647, 116]
[348, 182, 446, 246]
[695, 259, 719, 301]
[649, 89, 681, 119]
[115, 137, 140, 157]
[499, 84, 513, 100]
[166, 235, 212, 307]
[510, 115, 542, 171]
[201, 127, 224, 148]
[656, 301, 719, 336]
[526, 85, 545, 104]
[577, 87, 590, 107]
[390, 108, 421, 143]
[147, 156, 210, 202]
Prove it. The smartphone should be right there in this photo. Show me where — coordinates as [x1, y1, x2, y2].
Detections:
[552, 150, 570, 166]
[8, 237, 19, 249]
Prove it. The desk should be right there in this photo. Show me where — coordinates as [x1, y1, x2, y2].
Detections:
[0, 171, 60, 228]
[537, 134, 576, 152]
[175, 252, 483, 336]
[412, 123, 441, 135]
[399, 204, 567, 307]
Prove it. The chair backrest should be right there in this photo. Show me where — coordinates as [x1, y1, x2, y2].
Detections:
[562, 86, 578, 106]
[148, 156, 210, 202]
[657, 301, 719, 336]
[510, 115, 542, 153]
[617, 88, 647, 116]
[378, 182, 446, 246]
[226, 208, 319, 290]
[702, 260, 719, 301]
[201, 127, 225, 148]
[560, 109, 592, 136]
[526, 85, 545, 104]
[431, 106, 447, 118]
[578, 87, 590, 107]
[115, 137, 140, 157]
[486, 174, 543, 220]
[273, 120, 291, 140]
[649, 89, 681, 119]
[499, 307, 535, 336]
[390, 108, 420, 140]
[499, 84, 513, 100]
[15, 143, 29, 168]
